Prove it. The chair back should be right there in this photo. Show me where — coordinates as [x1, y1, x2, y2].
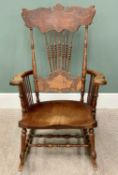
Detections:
[22, 4, 96, 101]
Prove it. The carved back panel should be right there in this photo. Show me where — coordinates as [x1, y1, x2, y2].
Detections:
[22, 4, 96, 96]
[44, 31, 74, 72]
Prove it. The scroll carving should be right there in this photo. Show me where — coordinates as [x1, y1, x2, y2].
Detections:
[38, 71, 82, 92]
[22, 4, 96, 32]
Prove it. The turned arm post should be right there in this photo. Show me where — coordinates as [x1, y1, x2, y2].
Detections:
[90, 84, 99, 119]
[87, 69, 107, 119]
[18, 83, 29, 112]
[10, 70, 34, 113]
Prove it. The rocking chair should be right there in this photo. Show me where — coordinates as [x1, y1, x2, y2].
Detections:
[10, 4, 107, 171]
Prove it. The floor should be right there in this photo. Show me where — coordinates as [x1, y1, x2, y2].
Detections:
[0, 109, 118, 175]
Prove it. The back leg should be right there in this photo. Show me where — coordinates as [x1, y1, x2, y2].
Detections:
[27, 129, 35, 154]
[83, 129, 89, 144]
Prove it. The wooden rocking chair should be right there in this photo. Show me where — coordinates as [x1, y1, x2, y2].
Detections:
[10, 4, 107, 171]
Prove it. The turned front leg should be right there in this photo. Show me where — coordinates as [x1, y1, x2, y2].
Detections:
[89, 128, 97, 167]
[19, 128, 27, 171]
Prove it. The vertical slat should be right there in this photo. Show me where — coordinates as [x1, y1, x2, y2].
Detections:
[87, 74, 94, 104]
[58, 32, 61, 70]
[67, 32, 74, 71]
[60, 32, 62, 70]
[53, 32, 56, 72]
[50, 33, 54, 72]
[23, 77, 30, 105]
[65, 31, 69, 71]
[54, 31, 57, 70]
[50, 44, 54, 71]
[81, 26, 88, 102]
[28, 76, 33, 104]
[50, 32, 55, 72]
[23, 76, 33, 106]
[30, 28, 39, 102]
[44, 33, 53, 72]
[68, 44, 72, 71]
[62, 31, 66, 70]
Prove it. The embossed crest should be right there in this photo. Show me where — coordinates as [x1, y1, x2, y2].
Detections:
[38, 71, 82, 92]
[22, 4, 96, 32]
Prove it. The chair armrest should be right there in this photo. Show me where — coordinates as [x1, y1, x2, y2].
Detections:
[10, 70, 33, 86]
[87, 69, 107, 119]
[87, 69, 107, 85]
[10, 70, 34, 112]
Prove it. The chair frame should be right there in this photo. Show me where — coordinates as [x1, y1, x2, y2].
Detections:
[10, 69, 106, 171]
[10, 4, 107, 171]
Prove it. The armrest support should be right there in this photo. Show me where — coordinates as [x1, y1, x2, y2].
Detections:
[10, 70, 34, 112]
[87, 69, 107, 118]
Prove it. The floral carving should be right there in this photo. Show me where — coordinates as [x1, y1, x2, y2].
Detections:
[47, 74, 73, 90]
[38, 71, 82, 92]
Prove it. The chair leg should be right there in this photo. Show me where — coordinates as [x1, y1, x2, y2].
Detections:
[29, 129, 35, 144]
[83, 129, 89, 144]
[19, 128, 27, 171]
[27, 129, 35, 154]
[89, 128, 97, 168]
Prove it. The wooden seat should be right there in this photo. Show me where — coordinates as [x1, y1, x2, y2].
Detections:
[19, 101, 97, 129]
[10, 4, 107, 172]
